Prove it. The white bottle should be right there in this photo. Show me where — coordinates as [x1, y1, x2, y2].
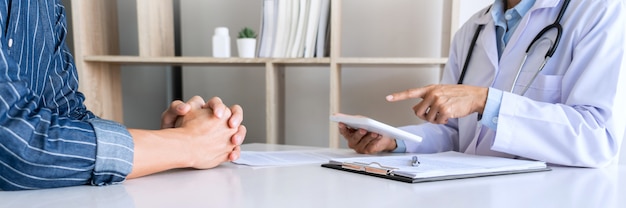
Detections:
[212, 27, 231, 58]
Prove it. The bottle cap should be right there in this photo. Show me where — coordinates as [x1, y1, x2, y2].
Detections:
[215, 27, 229, 36]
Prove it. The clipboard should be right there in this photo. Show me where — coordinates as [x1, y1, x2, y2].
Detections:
[321, 152, 552, 183]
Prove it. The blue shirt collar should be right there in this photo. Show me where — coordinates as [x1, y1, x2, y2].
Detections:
[492, 0, 536, 27]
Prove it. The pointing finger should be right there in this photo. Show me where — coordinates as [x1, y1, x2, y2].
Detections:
[386, 85, 432, 102]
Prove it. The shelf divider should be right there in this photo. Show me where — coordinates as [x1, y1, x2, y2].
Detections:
[137, 0, 175, 57]
[266, 63, 286, 144]
[71, 0, 123, 122]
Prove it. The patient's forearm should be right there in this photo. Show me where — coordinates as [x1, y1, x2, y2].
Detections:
[126, 128, 192, 179]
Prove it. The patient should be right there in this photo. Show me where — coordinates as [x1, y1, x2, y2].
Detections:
[0, 0, 245, 191]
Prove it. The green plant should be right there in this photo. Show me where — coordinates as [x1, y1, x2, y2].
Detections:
[238, 27, 257, 39]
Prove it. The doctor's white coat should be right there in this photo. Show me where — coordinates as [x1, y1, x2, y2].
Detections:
[400, 0, 626, 167]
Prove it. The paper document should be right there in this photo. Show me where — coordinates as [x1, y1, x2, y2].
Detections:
[324, 151, 550, 183]
[233, 149, 361, 167]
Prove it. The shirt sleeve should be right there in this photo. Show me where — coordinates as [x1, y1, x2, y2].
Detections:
[0, 81, 134, 191]
[391, 139, 407, 153]
[479, 88, 503, 130]
[88, 119, 134, 186]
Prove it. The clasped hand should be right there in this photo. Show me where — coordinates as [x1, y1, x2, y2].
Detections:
[161, 96, 246, 168]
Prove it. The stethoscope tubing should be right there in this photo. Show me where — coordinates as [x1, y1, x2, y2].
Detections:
[458, 0, 571, 95]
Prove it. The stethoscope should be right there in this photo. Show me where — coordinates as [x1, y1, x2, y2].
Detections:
[457, 0, 571, 95]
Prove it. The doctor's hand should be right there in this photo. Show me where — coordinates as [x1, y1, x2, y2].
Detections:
[338, 122, 397, 154]
[386, 84, 488, 124]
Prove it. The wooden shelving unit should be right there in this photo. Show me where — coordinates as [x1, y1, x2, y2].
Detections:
[71, 0, 459, 148]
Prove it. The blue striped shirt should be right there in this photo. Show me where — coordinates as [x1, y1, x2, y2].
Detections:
[0, 0, 133, 191]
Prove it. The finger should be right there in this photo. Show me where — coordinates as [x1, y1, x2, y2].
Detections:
[228, 105, 243, 128]
[205, 97, 227, 118]
[173, 100, 191, 115]
[362, 135, 383, 154]
[338, 123, 355, 137]
[413, 96, 434, 121]
[355, 133, 378, 154]
[161, 100, 189, 129]
[231, 125, 247, 145]
[229, 146, 241, 161]
[425, 102, 441, 123]
[187, 96, 206, 109]
[386, 86, 432, 102]
[426, 110, 439, 123]
[434, 106, 452, 124]
[347, 129, 367, 149]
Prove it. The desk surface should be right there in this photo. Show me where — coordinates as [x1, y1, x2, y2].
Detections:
[1, 143, 625, 208]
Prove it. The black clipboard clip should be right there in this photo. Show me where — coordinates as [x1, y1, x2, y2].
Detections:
[341, 162, 399, 176]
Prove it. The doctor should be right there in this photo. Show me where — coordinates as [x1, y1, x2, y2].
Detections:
[339, 0, 626, 167]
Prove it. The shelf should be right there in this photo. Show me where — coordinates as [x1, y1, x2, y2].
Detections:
[336, 57, 448, 65]
[83, 55, 446, 66]
[83, 55, 331, 65]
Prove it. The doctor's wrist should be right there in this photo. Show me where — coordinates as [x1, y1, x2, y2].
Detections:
[473, 87, 489, 113]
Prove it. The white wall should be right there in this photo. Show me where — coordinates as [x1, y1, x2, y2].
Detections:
[459, 0, 492, 24]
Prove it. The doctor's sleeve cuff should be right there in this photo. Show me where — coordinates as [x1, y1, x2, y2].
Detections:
[88, 118, 134, 186]
[391, 139, 407, 153]
[480, 88, 503, 130]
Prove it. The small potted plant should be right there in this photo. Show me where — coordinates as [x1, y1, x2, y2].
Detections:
[237, 27, 257, 58]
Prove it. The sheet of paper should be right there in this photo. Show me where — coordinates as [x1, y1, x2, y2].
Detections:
[233, 149, 363, 167]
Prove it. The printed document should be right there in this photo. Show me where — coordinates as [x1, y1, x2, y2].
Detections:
[233, 149, 362, 167]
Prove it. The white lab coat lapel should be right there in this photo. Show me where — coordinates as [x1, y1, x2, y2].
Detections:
[478, 29, 499, 78]
[459, 11, 498, 89]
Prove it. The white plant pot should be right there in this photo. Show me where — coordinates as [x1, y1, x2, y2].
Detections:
[237, 38, 256, 58]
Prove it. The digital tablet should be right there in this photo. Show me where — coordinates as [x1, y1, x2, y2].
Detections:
[330, 114, 423, 143]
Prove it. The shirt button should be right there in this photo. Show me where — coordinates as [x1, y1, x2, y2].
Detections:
[492, 117, 499, 124]
[505, 14, 513, 20]
[8, 39, 13, 48]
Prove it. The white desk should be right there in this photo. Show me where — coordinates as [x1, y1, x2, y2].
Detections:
[1, 143, 625, 208]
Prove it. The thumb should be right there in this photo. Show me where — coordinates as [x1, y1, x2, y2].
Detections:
[161, 101, 190, 128]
